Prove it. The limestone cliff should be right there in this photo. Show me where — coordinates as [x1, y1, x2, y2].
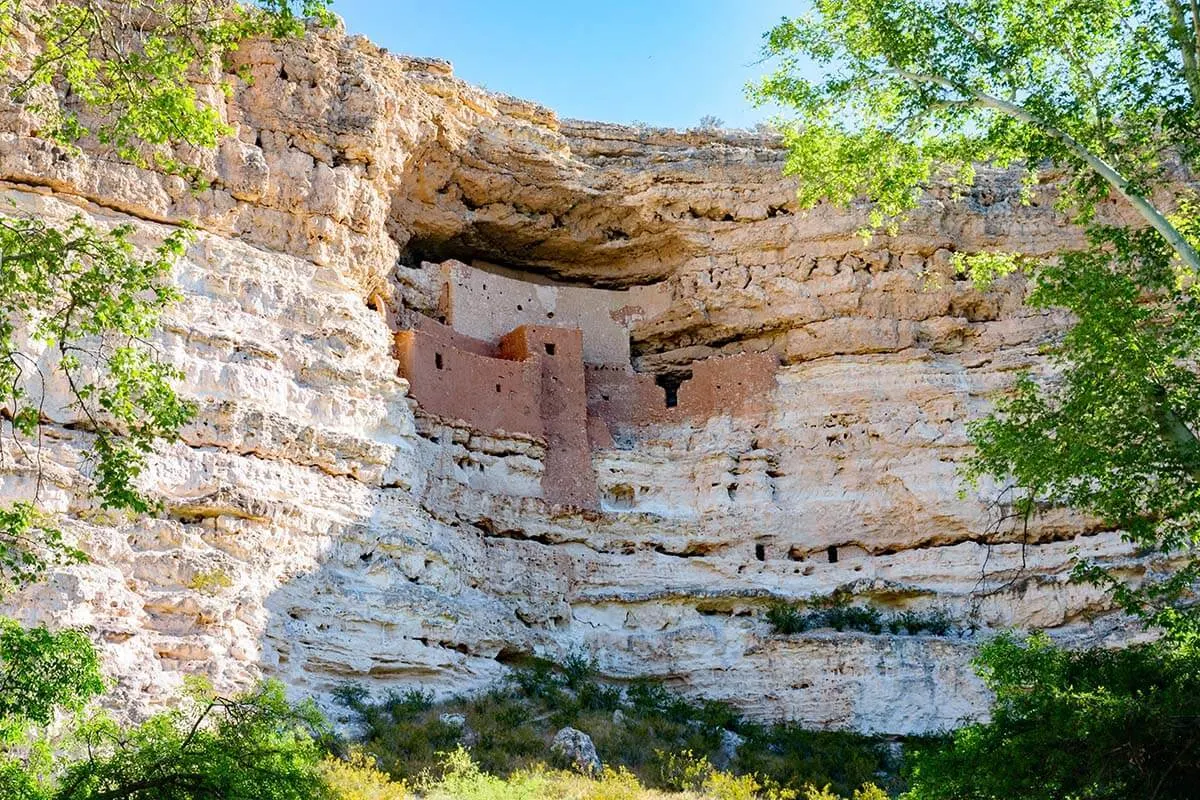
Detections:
[0, 17, 1147, 735]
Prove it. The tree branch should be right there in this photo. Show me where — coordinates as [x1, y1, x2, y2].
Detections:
[888, 67, 1200, 275]
[1166, 0, 1200, 107]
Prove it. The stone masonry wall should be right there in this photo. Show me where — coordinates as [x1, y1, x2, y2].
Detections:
[394, 322, 543, 438]
[396, 262, 779, 508]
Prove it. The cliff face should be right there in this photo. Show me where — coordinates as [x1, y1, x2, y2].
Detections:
[0, 19, 1146, 735]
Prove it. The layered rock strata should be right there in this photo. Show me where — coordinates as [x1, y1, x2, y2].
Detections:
[0, 16, 1150, 734]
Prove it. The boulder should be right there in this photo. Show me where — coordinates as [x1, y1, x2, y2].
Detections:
[714, 729, 745, 769]
[551, 726, 601, 775]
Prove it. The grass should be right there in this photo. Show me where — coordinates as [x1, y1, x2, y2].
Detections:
[323, 745, 891, 800]
[332, 657, 899, 798]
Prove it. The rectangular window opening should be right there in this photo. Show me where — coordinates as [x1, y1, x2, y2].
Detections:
[544, 342, 556, 356]
[435, 352, 444, 370]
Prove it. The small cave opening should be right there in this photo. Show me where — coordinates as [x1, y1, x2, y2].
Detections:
[827, 545, 839, 564]
[754, 543, 766, 561]
[544, 342, 556, 356]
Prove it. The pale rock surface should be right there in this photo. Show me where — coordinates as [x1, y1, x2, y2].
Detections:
[0, 12, 1154, 736]
[551, 727, 602, 775]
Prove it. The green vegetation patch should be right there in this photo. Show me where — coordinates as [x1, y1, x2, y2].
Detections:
[765, 595, 957, 637]
[333, 654, 899, 797]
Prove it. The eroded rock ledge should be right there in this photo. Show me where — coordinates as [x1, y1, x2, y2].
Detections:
[0, 17, 1149, 735]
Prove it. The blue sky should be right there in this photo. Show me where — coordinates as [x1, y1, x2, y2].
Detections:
[331, 1, 801, 130]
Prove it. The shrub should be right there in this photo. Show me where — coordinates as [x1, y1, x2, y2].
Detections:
[766, 603, 811, 634]
[767, 597, 957, 638]
[805, 785, 889, 800]
[420, 746, 548, 800]
[578, 681, 623, 712]
[823, 604, 882, 634]
[577, 766, 647, 800]
[56, 679, 332, 800]
[703, 769, 768, 800]
[187, 568, 233, 595]
[735, 723, 892, 797]
[0, 617, 105, 743]
[402, 749, 897, 800]
[886, 609, 953, 637]
[333, 683, 371, 713]
[655, 748, 714, 792]
[322, 750, 408, 800]
[904, 634, 1200, 799]
[338, 658, 896, 795]
[383, 688, 434, 719]
[625, 679, 671, 712]
[562, 651, 597, 689]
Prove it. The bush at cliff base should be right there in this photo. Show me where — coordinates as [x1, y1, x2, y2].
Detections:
[323, 745, 890, 800]
[902, 632, 1200, 800]
[332, 655, 896, 796]
[0, 619, 333, 800]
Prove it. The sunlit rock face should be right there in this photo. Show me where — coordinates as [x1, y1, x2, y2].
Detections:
[0, 14, 1146, 735]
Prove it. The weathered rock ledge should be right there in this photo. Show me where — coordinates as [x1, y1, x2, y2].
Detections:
[0, 17, 1149, 735]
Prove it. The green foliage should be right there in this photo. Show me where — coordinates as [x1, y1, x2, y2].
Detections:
[0, 4, 351, 800]
[656, 749, 887, 800]
[765, 602, 811, 634]
[52, 678, 332, 800]
[0, 503, 80, 594]
[755, 0, 1200, 635]
[734, 725, 893, 798]
[418, 746, 551, 800]
[904, 633, 1200, 799]
[321, 750, 408, 800]
[807, 786, 889, 800]
[0, 621, 336, 800]
[753, 0, 1200, 263]
[964, 222, 1200, 632]
[337, 660, 894, 797]
[0, 617, 104, 744]
[656, 749, 716, 793]
[885, 610, 953, 637]
[0, 214, 194, 590]
[0, 0, 335, 593]
[0, 0, 335, 183]
[766, 596, 957, 637]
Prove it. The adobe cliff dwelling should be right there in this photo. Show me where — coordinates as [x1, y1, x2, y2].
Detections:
[394, 259, 776, 508]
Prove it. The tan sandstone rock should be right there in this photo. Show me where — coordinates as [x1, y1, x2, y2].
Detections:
[0, 13, 1154, 736]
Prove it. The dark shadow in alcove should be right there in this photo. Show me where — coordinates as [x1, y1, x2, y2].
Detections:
[654, 370, 691, 409]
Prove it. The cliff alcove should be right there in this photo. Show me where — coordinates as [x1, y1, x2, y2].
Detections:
[0, 13, 1147, 738]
